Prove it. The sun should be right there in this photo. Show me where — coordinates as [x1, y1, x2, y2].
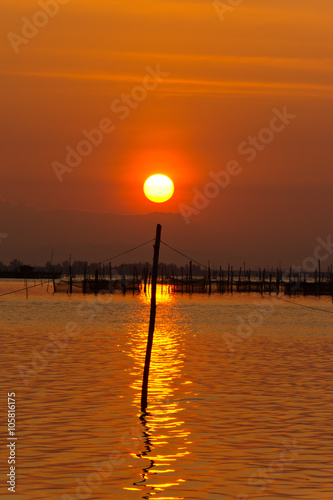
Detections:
[143, 174, 174, 203]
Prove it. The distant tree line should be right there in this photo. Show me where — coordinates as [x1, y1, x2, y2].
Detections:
[0, 259, 208, 277]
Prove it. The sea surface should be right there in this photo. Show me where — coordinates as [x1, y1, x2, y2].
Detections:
[1, 280, 333, 500]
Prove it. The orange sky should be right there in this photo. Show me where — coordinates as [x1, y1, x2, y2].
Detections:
[1, 1, 333, 233]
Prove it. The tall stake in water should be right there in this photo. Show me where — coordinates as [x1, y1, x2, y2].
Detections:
[141, 224, 162, 412]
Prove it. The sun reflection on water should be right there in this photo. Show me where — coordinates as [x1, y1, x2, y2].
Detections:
[124, 285, 190, 499]
[138, 283, 176, 305]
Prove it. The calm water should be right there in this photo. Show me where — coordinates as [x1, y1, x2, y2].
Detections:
[1, 281, 333, 500]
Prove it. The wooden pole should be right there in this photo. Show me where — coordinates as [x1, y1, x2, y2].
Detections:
[68, 254, 72, 295]
[141, 224, 162, 412]
[83, 264, 87, 295]
[143, 267, 147, 294]
[269, 271, 272, 294]
[47, 248, 54, 293]
[69, 264, 73, 295]
[262, 268, 265, 296]
[94, 269, 99, 295]
[135, 266, 139, 293]
[189, 261, 193, 294]
[109, 262, 113, 293]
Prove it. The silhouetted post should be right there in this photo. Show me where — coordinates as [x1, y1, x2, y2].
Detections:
[135, 266, 139, 293]
[181, 267, 184, 294]
[47, 248, 54, 293]
[208, 265, 212, 295]
[276, 268, 280, 294]
[109, 262, 113, 293]
[238, 267, 242, 292]
[69, 264, 73, 295]
[189, 261, 193, 294]
[68, 254, 72, 295]
[143, 268, 147, 294]
[83, 265, 87, 295]
[269, 271, 272, 294]
[141, 224, 162, 412]
[262, 268, 265, 296]
[94, 269, 99, 295]
[219, 266, 222, 293]
[318, 259, 321, 296]
[230, 266, 233, 294]
[122, 266, 127, 294]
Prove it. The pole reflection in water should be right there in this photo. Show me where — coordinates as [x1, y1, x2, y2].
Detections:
[124, 285, 192, 499]
[133, 412, 156, 498]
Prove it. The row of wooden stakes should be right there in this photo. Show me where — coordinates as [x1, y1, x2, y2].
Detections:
[53, 263, 333, 297]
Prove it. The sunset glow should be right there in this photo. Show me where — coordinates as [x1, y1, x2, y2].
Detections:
[1, 1, 332, 265]
[1, 2, 333, 499]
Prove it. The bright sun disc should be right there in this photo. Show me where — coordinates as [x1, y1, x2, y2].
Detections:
[143, 174, 174, 203]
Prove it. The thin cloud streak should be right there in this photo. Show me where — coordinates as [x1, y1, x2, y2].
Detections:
[2, 70, 333, 97]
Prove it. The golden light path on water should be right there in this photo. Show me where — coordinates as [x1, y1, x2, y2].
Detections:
[1, 280, 333, 499]
[123, 285, 191, 499]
